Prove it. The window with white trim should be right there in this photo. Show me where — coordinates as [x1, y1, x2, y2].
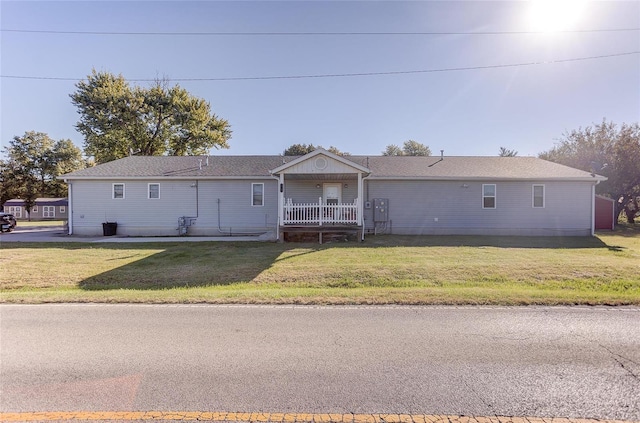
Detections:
[533, 185, 545, 208]
[252, 183, 264, 206]
[482, 184, 496, 209]
[60, 206, 66, 213]
[113, 183, 125, 199]
[43, 206, 55, 218]
[8, 206, 22, 218]
[148, 183, 160, 199]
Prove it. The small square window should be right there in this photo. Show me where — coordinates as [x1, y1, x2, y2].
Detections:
[113, 183, 125, 199]
[533, 185, 545, 208]
[252, 183, 264, 207]
[60, 206, 66, 213]
[483, 184, 496, 209]
[148, 184, 160, 199]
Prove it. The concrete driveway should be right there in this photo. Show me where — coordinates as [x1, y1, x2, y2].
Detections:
[0, 225, 268, 243]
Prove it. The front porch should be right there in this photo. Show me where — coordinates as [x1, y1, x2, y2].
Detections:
[283, 198, 360, 226]
[270, 149, 371, 243]
[280, 197, 362, 244]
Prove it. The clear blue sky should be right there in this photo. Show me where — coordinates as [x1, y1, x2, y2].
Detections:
[1, 1, 639, 158]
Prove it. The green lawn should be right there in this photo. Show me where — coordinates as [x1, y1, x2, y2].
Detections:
[1, 224, 639, 305]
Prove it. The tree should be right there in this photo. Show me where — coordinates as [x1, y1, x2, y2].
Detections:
[283, 143, 317, 156]
[382, 144, 403, 156]
[1, 131, 86, 216]
[70, 70, 232, 164]
[539, 119, 640, 223]
[499, 147, 518, 157]
[382, 140, 431, 156]
[327, 146, 350, 156]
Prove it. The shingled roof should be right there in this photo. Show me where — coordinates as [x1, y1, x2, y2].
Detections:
[60, 154, 605, 181]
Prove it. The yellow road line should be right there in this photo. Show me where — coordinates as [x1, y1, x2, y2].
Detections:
[0, 412, 637, 423]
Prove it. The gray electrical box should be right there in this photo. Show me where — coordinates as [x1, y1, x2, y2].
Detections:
[373, 198, 389, 222]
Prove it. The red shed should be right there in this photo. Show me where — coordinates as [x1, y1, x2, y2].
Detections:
[595, 195, 615, 230]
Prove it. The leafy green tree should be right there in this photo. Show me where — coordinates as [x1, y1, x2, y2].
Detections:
[70, 70, 232, 164]
[327, 146, 350, 156]
[382, 144, 403, 156]
[1, 131, 86, 217]
[499, 147, 518, 157]
[382, 140, 431, 156]
[539, 119, 640, 223]
[283, 143, 317, 156]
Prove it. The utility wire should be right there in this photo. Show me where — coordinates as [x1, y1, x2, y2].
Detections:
[2, 51, 638, 82]
[2, 28, 640, 36]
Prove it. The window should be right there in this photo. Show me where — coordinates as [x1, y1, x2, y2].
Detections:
[113, 183, 125, 199]
[482, 184, 496, 209]
[252, 183, 264, 206]
[533, 185, 545, 208]
[43, 206, 55, 218]
[148, 183, 160, 199]
[8, 206, 22, 218]
[32, 206, 38, 212]
[60, 206, 66, 213]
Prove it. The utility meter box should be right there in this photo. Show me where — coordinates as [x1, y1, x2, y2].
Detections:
[373, 198, 389, 222]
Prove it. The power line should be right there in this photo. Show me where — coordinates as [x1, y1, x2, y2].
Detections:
[2, 28, 640, 36]
[2, 51, 638, 82]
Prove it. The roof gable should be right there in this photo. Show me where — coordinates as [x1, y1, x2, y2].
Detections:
[270, 149, 370, 175]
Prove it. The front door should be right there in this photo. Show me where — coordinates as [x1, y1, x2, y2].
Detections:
[323, 183, 342, 205]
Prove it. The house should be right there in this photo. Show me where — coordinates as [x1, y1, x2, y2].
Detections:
[59, 149, 607, 240]
[3, 198, 69, 220]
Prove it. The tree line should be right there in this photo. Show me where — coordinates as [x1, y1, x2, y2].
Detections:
[1, 70, 638, 223]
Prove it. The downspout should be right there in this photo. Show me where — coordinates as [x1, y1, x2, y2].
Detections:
[361, 174, 372, 240]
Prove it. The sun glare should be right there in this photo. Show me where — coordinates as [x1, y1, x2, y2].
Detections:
[528, 0, 586, 32]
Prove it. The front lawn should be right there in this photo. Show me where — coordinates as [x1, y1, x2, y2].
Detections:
[1, 225, 639, 305]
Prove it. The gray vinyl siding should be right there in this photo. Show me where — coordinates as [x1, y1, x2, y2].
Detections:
[69, 179, 277, 236]
[363, 180, 593, 236]
[284, 180, 359, 204]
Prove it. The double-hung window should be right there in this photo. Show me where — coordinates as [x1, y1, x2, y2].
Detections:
[113, 183, 125, 199]
[533, 185, 545, 208]
[43, 206, 55, 218]
[252, 183, 264, 207]
[482, 184, 496, 209]
[148, 183, 160, 199]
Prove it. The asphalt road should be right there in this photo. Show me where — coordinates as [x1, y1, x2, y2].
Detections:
[1, 305, 638, 420]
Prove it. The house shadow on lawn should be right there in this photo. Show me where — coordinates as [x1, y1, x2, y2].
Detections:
[78, 241, 291, 291]
[362, 234, 611, 249]
[71, 233, 627, 291]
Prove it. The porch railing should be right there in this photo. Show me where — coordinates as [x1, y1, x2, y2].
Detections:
[283, 198, 359, 225]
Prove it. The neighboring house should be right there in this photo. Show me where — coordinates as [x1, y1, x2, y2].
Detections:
[3, 198, 69, 220]
[59, 149, 607, 239]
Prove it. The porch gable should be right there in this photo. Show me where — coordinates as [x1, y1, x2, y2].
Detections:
[270, 148, 370, 176]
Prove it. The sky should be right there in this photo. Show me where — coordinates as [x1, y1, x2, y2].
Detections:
[1, 0, 639, 158]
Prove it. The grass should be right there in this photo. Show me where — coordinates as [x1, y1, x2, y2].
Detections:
[1, 223, 639, 305]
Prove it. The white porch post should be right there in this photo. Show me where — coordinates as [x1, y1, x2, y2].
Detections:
[358, 172, 364, 240]
[277, 174, 284, 240]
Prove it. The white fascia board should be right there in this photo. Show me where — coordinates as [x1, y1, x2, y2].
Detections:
[367, 176, 607, 182]
[60, 176, 276, 181]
